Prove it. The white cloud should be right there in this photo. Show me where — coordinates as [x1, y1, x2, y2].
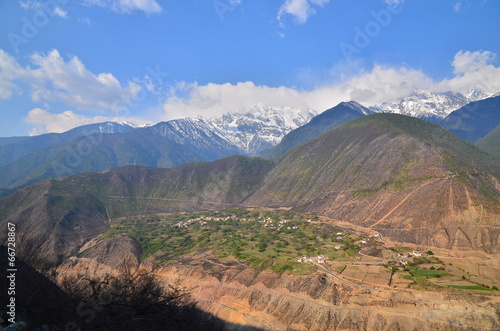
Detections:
[78, 17, 92, 25]
[384, 0, 403, 5]
[161, 66, 431, 120]
[53, 7, 68, 18]
[451, 50, 496, 74]
[8, 49, 500, 135]
[163, 81, 311, 120]
[0, 49, 26, 99]
[453, 1, 462, 12]
[278, 0, 330, 25]
[437, 50, 500, 92]
[162, 50, 500, 119]
[84, 0, 163, 14]
[19, 0, 69, 18]
[24, 108, 148, 135]
[0, 49, 140, 110]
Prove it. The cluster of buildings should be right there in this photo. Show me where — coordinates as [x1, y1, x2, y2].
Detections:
[394, 250, 424, 265]
[259, 218, 299, 230]
[172, 215, 302, 231]
[396, 251, 423, 258]
[296, 255, 327, 264]
[173, 215, 247, 228]
[174, 218, 203, 228]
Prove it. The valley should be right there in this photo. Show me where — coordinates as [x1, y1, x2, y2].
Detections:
[2, 2, 500, 329]
[1, 112, 499, 330]
[64, 207, 500, 330]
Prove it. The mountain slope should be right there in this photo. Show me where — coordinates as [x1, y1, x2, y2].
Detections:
[439, 95, 500, 142]
[0, 156, 274, 264]
[248, 114, 500, 252]
[0, 118, 244, 189]
[0, 109, 315, 189]
[265, 101, 371, 158]
[0, 122, 135, 168]
[476, 123, 500, 158]
[1, 114, 499, 265]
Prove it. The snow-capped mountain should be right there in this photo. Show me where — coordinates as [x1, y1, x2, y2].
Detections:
[370, 89, 494, 122]
[93, 121, 136, 134]
[210, 104, 317, 155]
[147, 117, 243, 154]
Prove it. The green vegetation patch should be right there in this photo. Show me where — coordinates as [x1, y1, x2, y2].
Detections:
[104, 208, 370, 275]
[409, 269, 452, 278]
[448, 285, 494, 291]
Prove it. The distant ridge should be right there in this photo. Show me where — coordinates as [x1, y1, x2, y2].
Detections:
[0, 121, 135, 168]
[265, 101, 371, 158]
[0, 107, 314, 190]
[439, 95, 500, 142]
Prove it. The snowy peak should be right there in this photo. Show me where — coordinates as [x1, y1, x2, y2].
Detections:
[371, 89, 494, 122]
[94, 122, 135, 134]
[147, 117, 242, 153]
[210, 105, 317, 155]
[339, 101, 373, 115]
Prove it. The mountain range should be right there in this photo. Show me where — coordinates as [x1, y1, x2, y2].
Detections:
[210, 104, 317, 155]
[370, 89, 495, 122]
[0, 107, 315, 191]
[1, 113, 499, 266]
[0, 91, 498, 195]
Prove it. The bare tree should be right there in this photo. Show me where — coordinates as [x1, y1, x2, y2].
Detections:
[58, 263, 223, 331]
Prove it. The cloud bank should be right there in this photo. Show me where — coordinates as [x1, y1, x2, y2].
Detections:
[162, 50, 500, 121]
[2, 48, 498, 135]
[0, 49, 140, 110]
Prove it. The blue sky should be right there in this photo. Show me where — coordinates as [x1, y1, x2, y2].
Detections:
[1, 0, 500, 136]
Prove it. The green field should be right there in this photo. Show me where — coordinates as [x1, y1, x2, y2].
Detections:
[448, 285, 494, 291]
[102, 208, 369, 274]
[408, 268, 452, 278]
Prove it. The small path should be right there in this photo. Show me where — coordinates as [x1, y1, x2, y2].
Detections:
[369, 178, 442, 229]
[311, 262, 385, 293]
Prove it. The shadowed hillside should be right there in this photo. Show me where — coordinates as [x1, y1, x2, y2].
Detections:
[476, 123, 500, 158]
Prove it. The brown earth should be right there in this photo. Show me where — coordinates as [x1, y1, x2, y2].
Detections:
[154, 263, 500, 331]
